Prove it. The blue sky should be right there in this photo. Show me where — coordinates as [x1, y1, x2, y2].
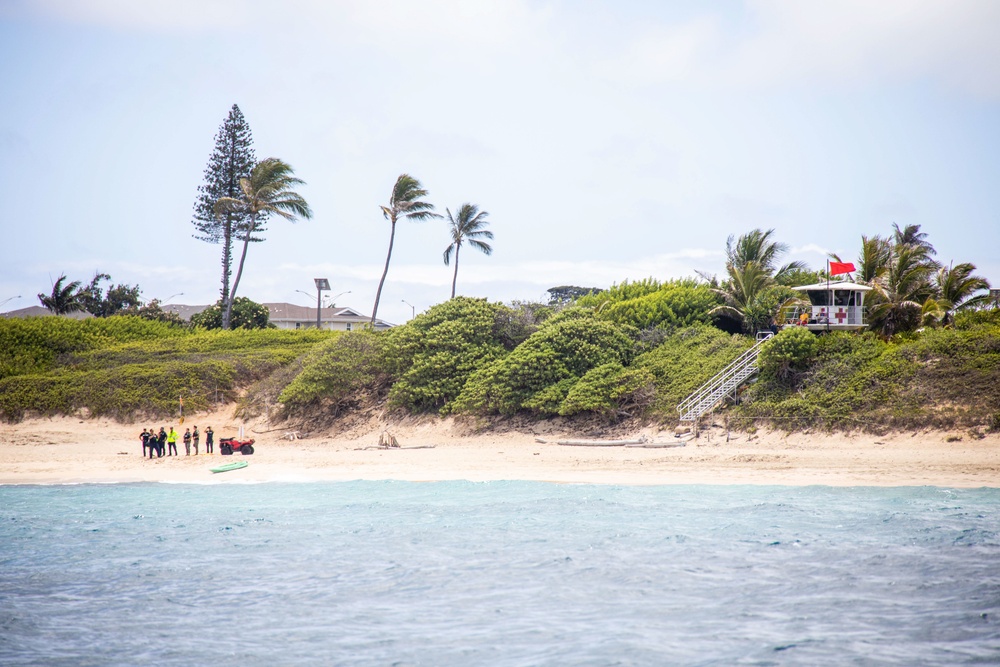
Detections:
[2, 0, 998, 324]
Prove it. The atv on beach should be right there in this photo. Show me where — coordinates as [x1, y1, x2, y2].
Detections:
[219, 438, 255, 456]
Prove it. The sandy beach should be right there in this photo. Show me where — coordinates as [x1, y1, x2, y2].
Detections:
[1, 408, 998, 487]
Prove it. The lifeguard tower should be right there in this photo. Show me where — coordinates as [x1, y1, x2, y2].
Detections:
[783, 281, 871, 331]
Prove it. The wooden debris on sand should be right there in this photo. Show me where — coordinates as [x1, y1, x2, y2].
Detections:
[534, 436, 648, 447]
[357, 431, 436, 451]
[535, 435, 688, 448]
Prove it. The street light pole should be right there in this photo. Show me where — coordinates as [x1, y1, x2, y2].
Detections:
[327, 290, 351, 308]
[0, 295, 22, 310]
[401, 299, 415, 320]
[313, 278, 330, 329]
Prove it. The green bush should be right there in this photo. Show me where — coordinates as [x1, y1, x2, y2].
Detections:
[558, 362, 655, 418]
[758, 326, 818, 382]
[278, 330, 390, 414]
[384, 298, 511, 413]
[191, 297, 272, 330]
[452, 313, 638, 415]
[597, 283, 720, 330]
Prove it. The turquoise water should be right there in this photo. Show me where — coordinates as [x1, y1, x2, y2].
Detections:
[1, 482, 998, 665]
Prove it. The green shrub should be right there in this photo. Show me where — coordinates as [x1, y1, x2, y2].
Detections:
[758, 326, 818, 382]
[384, 298, 511, 413]
[191, 297, 272, 330]
[452, 313, 638, 415]
[559, 363, 655, 418]
[278, 330, 390, 413]
[597, 283, 720, 330]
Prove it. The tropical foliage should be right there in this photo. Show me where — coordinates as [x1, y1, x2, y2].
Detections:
[451, 312, 638, 416]
[706, 229, 805, 333]
[850, 224, 990, 336]
[0, 316, 326, 422]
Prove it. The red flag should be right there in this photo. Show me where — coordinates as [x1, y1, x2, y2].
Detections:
[829, 261, 855, 276]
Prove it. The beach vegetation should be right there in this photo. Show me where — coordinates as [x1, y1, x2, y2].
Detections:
[451, 312, 638, 415]
[0, 317, 327, 422]
[757, 326, 818, 382]
[633, 325, 753, 415]
[546, 285, 600, 307]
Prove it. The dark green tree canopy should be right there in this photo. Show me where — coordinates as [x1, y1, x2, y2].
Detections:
[191, 297, 272, 330]
[79, 273, 143, 317]
[546, 285, 599, 307]
[192, 104, 260, 305]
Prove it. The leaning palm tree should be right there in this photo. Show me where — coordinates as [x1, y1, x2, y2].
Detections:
[37, 274, 85, 315]
[725, 228, 806, 284]
[214, 158, 312, 330]
[443, 204, 493, 299]
[371, 174, 440, 324]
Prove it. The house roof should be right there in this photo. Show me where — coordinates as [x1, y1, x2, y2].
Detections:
[0, 305, 92, 319]
[792, 281, 873, 292]
[264, 302, 371, 322]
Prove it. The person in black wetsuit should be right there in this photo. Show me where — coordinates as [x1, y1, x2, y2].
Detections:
[205, 426, 214, 454]
[140, 429, 149, 457]
[157, 427, 167, 458]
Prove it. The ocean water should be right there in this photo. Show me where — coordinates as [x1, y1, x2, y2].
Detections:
[1, 482, 998, 666]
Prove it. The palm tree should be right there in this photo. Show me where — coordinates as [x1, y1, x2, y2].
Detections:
[443, 204, 493, 299]
[214, 158, 312, 329]
[709, 229, 805, 332]
[933, 262, 991, 324]
[37, 275, 86, 315]
[867, 244, 936, 336]
[371, 174, 440, 324]
[725, 228, 806, 284]
[709, 261, 785, 333]
[855, 235, 892, 284]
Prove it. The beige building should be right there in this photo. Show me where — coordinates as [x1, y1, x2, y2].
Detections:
[263, 303, 394, 331]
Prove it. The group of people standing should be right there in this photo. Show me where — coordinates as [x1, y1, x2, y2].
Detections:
[140, 426, 214, 458]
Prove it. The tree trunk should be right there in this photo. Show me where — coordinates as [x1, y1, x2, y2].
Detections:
[450, 244, 460, 299]
[225, 213, 255, 330]
[220, 214, 232, 329]
[371, 218, 397, 325]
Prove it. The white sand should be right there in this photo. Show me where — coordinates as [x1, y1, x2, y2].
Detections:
[1, 409, 998, 487]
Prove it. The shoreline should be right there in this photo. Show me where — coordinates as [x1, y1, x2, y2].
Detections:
[1, 410, 998, 488]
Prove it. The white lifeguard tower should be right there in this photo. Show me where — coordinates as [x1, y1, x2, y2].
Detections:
[783, 281, 871, 331]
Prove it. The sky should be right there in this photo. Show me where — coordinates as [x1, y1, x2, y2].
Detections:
[1, 0, 998, 324]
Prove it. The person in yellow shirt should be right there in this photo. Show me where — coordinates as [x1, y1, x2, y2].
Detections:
[167, 427, 179, 456]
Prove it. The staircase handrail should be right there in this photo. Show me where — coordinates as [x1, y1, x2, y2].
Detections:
[677, 331, 773, 420]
